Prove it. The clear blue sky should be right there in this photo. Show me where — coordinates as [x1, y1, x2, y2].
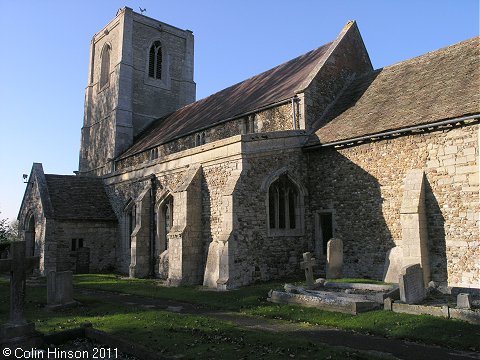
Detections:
[0, 0, 478, 222]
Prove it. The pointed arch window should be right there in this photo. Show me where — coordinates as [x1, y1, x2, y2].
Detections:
[149, 41, 163, 79]
[269, 174, 299, 230]
[100, 44, 111, 89]
[156, 195, 173, 253]
[125, 201, 136, 249]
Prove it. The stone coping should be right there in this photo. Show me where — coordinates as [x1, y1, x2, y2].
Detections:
[322, 281, 397, 292]
[384, 299, 480, 325]
[107, 130, 307, 185]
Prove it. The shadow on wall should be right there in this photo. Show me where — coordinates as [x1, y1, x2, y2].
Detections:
[424, 180, 447, 284]
[306, 148, 395, 280]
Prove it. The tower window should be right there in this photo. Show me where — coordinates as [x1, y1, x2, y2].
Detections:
[149, 41, 162, 79]
[100, 44, 111, 89]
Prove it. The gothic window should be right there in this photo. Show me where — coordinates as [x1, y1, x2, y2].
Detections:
[149, 41, 162, 79]
[100, 44, 111, 89]
[125, 201, 136, 249]
[268, 174, 300, 231]
[156, 195, 173, 253]
[25, 212, 36, 257]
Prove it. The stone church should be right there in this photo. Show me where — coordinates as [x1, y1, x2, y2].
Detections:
[18, 7, 479, 290]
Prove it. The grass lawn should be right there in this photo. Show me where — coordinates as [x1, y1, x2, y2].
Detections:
[74, 274, 480, 352]
[0, 279, 380, 360]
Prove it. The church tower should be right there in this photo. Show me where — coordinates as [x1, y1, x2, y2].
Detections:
[79, 7, 196, 175]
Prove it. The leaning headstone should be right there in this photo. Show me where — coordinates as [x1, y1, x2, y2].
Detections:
[457, 293, 472, 309]
[47, 271, 77, 309]
[76, 247, 90, 274]
[326, 238, 343, 279]
[399, 264, 425, 304]
[0, 241, 43, 349]
[300, 252, 317, 287]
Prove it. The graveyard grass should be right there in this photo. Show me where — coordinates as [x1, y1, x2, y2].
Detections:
[1, 275, 479, 356]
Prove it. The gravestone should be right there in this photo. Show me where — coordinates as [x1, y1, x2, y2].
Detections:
[457, 293, 472, 309]
[326, 238, 343, 279]
[399, 264, 425, 304]
[300, 252, 317, 287]
[76, 247, 90, 273]
[47, 271, 77, 309]
[0, 241, 43, 348]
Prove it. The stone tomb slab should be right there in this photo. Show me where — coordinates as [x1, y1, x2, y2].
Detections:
[399, 264, 425, 304]
[268, 290, 380, 315]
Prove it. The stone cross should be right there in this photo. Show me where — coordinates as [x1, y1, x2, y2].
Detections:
[0, 241, 39, 325]
[300, 252, 317, 287]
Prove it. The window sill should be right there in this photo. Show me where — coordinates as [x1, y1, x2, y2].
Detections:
[268, 228, 304, 237]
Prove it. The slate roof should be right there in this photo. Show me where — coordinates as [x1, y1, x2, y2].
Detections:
[44, 175, 117, 221]
[120, 42, 332, 159]
[311, 37, 480, 145]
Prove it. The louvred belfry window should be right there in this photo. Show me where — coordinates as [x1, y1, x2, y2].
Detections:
[149, 41, 162, 79]
[100, 44, 111, 88]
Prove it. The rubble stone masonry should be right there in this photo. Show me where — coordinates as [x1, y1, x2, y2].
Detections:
[307, 123, 479, 288]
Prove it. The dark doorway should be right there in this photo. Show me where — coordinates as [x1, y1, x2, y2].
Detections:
[316, 212, 333, 256]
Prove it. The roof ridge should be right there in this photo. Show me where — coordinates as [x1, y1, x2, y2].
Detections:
[380, 36, 479, 71]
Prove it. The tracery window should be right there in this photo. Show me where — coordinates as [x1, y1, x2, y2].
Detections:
[100, 44, 111, 89]
[268, 174, 299, 230]
[149, 41, 162, 79]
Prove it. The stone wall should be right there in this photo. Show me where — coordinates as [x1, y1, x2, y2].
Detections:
[303, 21, 372, 131]
[79, 7, 195, 176]
[18, 168, 49, 274]
[52, 220, 117, 273]
[307, 124, 479, 287]
[116, 103, 295, 171]
[229, 146, 312, 287]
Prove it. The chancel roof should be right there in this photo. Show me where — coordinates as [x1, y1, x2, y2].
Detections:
[120, 41, 332, 159]
[311, 37, 480, 145]
[45, 175, 117, 221]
